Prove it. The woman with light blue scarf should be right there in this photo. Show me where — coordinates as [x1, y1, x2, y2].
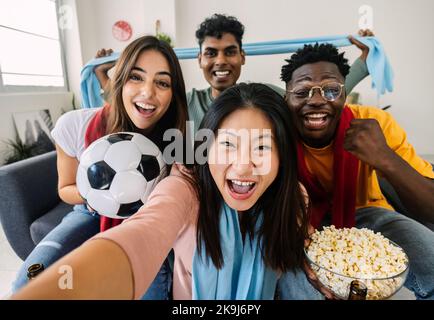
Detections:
[12, 83, 312, 300]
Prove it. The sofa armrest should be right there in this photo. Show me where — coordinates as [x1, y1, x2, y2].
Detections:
[0, 151, 61, 260]
[378, 163, 434, 232]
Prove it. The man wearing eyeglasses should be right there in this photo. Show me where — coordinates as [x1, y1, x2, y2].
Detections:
[278, 43, 434, 300]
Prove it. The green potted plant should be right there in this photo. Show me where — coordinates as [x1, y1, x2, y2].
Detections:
[2, 136, 38, 165]
[155, 20, 173, 47]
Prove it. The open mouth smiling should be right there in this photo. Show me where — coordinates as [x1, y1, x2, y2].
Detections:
[134, 102, 157, 116]
[226, 179, 258, 200]
[303, 112, 332, 130]
[213, 70, 231, 79]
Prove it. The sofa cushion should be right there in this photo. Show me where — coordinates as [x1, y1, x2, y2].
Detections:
[30, 202, 72, 244]
[379, 177, 434, 231]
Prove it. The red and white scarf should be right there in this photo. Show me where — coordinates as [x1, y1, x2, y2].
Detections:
[296, 106, 359, 228]
[84, 104, 123, 231]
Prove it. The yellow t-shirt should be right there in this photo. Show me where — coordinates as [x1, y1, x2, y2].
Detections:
[303, 104, 434, 210]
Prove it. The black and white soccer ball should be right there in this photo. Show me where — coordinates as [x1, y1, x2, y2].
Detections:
[76, 132, 166, 219]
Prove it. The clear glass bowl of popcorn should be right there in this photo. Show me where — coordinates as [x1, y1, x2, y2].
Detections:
[305, 226, 409, 300]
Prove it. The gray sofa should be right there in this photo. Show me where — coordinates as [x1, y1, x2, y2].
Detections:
[378, 176, 434, 231]
[0, 151, 72, 260]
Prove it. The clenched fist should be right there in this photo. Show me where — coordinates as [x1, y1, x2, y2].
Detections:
[343, 119, 395, 171]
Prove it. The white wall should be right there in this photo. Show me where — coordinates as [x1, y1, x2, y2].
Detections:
[175, 0, 434, 155]
[60, 0, 84, 107]
[0, 92, 74, 164]
[75, 0, 177, 63]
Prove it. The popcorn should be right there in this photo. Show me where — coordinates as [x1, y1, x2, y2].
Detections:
[306, 225, 409, 300]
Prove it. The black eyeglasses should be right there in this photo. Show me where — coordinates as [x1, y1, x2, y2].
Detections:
[288, 82, 345, 102]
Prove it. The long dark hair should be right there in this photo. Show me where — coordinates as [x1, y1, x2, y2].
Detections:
[194, 83, 309, 272]
[107, 35, 188, 151]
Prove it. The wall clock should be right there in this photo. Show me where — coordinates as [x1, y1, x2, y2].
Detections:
[112, 20, 132, 41]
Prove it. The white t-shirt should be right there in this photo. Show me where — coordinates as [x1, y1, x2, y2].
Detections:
[51, 107, 101, 160]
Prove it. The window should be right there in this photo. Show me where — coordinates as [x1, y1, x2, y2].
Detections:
[0, 0, 66, 91]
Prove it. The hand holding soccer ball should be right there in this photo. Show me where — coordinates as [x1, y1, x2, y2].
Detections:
[76, 132, 166, 219]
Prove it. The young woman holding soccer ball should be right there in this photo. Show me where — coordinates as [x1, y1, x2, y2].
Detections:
[12, 35, 189, 300]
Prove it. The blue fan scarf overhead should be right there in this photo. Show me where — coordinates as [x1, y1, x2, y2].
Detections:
[80, 35, 393, 108]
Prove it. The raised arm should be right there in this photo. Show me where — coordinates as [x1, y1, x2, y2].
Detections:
[94, 48, 116, 93]
[12, 171, 197, 299]
[344, 117, 434, 223]
[11, 238, 134, 299]
[345, 29, 374, 93]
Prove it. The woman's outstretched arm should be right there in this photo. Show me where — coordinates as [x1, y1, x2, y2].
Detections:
[12, 166, 197, 300]
[12, 238, 134, 299]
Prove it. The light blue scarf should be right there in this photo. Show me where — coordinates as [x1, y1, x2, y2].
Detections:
[80, 35, 393, 108]
[80, 53, 120, 109]
[192, 203, 278, 300]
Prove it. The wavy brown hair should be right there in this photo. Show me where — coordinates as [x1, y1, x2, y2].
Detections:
[106, 35, 188, 151]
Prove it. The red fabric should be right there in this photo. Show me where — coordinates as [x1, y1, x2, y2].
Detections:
[297, 106, 359, 228]
[84, 104, 123, 231]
